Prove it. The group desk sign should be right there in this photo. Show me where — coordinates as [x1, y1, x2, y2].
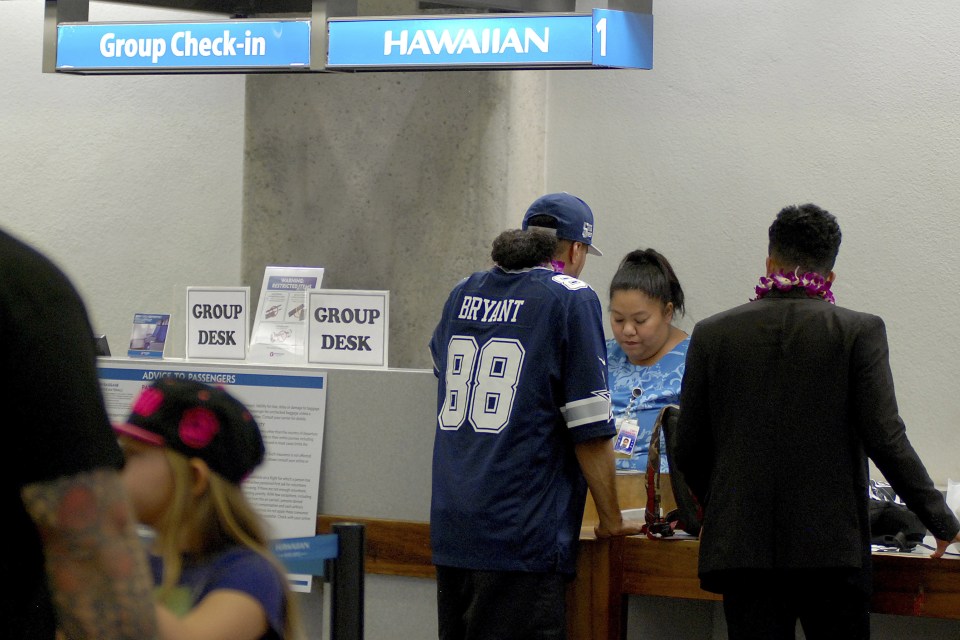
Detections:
[307, 290, 389, 368]
[186, 287, 251, 360]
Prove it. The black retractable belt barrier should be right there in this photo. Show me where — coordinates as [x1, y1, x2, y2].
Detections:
[329, 522, 365, 640]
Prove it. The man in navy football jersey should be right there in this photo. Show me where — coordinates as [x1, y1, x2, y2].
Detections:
[430, 193, 642, 640]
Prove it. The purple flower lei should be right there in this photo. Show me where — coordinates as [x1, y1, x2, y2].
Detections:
[752, 270, 835, 304]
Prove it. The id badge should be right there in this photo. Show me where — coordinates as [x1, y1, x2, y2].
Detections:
[614, 418, 640, 455]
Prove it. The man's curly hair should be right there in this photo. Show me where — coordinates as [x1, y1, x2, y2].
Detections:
[491, 229, 559, 270]
[768, 204, 842, 275]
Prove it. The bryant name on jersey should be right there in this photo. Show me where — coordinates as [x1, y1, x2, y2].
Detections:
[456, 295, 526, 323]
[455, 274, 589, 324]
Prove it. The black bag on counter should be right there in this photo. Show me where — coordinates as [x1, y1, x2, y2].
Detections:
[868, 484, 926, 551]
[642, 405, 702, 538]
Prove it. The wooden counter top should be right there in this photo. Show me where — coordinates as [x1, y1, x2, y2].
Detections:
[318, 515, 960, 640]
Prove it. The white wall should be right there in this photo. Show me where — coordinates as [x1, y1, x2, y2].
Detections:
[0, 0, 245, 355]
[547, 0, 960, 485]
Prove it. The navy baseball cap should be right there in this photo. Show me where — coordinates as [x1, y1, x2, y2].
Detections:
[114, 378, 265, 484]
[521, 192, 602, 256]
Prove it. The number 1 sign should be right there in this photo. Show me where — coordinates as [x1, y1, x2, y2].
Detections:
[592, 9, 653, 69]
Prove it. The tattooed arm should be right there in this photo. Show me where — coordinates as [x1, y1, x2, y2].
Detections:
[22, 468, 158, 640]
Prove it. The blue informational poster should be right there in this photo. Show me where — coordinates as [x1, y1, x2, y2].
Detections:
[56, 20, 311, 71]
[98, 359, 328, 592]
[128, 313, 170, 358]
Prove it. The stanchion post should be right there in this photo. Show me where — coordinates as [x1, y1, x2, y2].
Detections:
[331, 522, 365, 640]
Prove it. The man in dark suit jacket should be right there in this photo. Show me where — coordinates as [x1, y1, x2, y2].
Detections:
[673, 204, 960, 640]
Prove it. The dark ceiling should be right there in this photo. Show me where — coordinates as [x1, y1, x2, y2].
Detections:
[99, 0, 582, 16]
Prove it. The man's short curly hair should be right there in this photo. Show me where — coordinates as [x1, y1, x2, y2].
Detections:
[491, 229, 559, 270]
[768, 204, 842, 275]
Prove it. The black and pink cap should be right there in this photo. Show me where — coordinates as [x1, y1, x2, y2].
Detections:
[114, 378, 265, 484]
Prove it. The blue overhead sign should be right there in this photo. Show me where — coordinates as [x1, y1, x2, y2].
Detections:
[53, 11, 650, 73]
[327, 10, 652, 69]
[56, 20, 311, 71]
[591, 9, 653, 69]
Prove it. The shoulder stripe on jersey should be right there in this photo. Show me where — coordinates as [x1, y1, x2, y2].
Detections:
[560, 392, 611, 429]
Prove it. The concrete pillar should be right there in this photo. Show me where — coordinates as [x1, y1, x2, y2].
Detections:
[243, 69, 546, 368]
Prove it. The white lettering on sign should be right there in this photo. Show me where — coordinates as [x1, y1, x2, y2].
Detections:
[383, 27, 549, 56]
[98, 29, 267, 64]
[100, 34, 167, 63]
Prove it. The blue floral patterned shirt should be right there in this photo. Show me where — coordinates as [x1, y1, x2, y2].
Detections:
[606, 336, 690, 472]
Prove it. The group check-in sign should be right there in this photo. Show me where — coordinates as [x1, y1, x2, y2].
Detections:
[54, 10, 651, 73]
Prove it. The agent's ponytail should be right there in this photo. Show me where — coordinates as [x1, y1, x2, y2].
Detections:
[609, 248, 685, 316]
